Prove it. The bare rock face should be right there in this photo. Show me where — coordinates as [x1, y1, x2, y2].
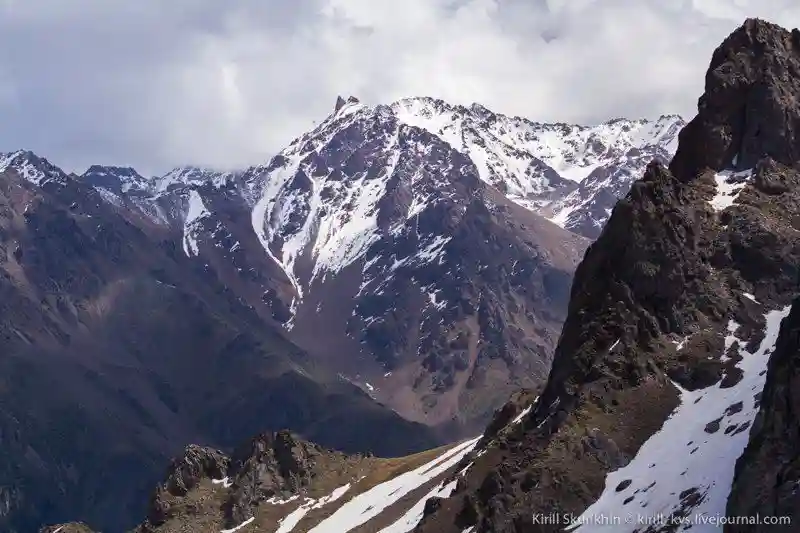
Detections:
[671, 18, 800, 181]
[725, 298, 800, 532]
[414, 18, 800, 533]
[720, 25, 800, 529]
[222, 431, 321, 526]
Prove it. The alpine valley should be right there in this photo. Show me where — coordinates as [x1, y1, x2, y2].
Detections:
[11, 15, 800, 533]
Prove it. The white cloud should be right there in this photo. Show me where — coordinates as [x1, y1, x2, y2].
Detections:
[1, 0, 799, 175]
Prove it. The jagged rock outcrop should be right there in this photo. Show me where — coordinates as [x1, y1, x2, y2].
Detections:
[671, 18, 800, 181]
[141, 445, 230, 529]
[476, 389, 539, 449]
[415, 18, 800, 533]
[725, 298, 800, 531]
[107, 429, 481, 533]
[222, 431, 322, 526]
[135, 431, 335, 532]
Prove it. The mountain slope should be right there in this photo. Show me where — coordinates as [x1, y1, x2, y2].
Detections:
[53, 93, 682, 437]
[243, 99, 588, 432]
[412, 18, 800, 533]
[0, 158, 439, 533]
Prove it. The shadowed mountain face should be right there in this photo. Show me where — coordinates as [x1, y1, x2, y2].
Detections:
[409, 18, 800, 533]
[0, 165, 439, 533]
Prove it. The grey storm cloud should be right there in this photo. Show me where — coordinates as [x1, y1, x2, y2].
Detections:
[1, 0, 800, 175]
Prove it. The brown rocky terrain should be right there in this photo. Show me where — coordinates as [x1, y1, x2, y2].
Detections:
[411, 18, 800, 533]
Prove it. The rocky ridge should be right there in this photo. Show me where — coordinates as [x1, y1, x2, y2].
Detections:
[42, 429, 492, 533]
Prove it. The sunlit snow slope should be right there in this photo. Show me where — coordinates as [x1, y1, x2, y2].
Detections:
[390, 97, 684, 237]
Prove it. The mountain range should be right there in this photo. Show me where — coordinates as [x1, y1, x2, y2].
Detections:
[0, 93, 681, 532]
[13, 17, 800, 533]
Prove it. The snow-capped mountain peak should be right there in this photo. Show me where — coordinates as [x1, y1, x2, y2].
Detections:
[333, 95, 363, 118]
[153, 166, 234, 194]
[0, 150, 70, 186]
[385, 97, 684, 236]
[241, 95, 682, 324]
[80, 164, 151, 194]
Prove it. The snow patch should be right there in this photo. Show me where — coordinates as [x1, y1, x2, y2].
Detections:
[569, 305, 792, 533]
[274, 483, 351, 533]
[95, 187, 123, 207]
[266, 494, 301, 505]
[212, 477, 233, 488]
[308, 437, 480, 533]
[511, 404, 534, 425]
[220, 516, 255, 533]
[378, 479, 459, 533]
[709, 169, 752, 211]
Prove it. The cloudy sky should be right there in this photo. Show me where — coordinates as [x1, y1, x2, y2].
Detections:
[1, 0, 799, 175]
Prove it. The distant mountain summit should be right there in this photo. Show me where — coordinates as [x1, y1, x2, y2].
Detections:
[389, 96, 684, 238]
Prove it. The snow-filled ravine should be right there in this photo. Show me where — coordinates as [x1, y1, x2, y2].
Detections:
[182, 189, 211, 257]
[568, 304, 792, 532]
